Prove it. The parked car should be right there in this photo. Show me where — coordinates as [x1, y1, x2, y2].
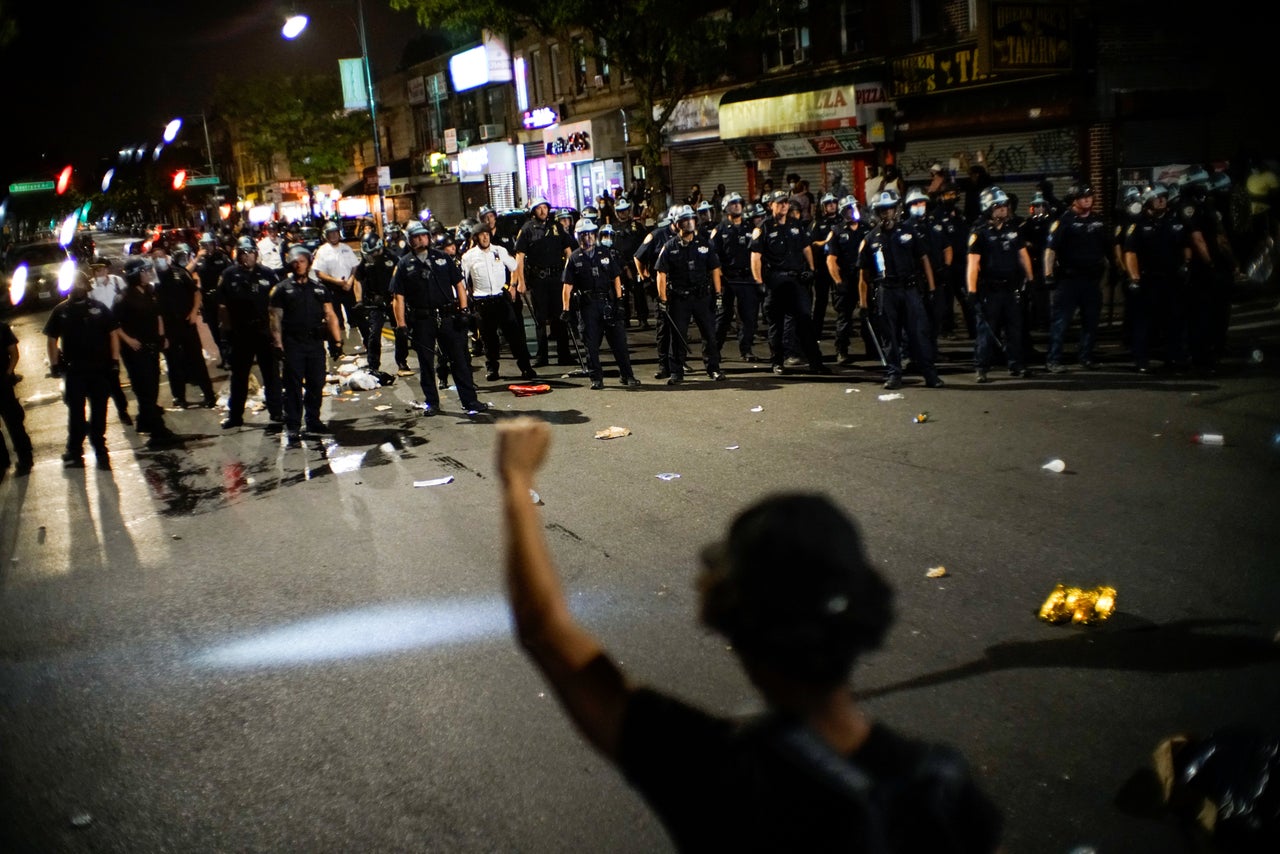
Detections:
[4, 242, 76, 311]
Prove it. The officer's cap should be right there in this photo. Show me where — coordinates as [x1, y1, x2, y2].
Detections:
[122, 257, 152, 281]
[724, 192, 743, 206]
[614, 197, 631, 212]
[1065, 183, 1093, 203]
[676, 204, 697, 222]
[287, 245, 312, 262]
[871, 190, 900, 210]
[698, 493, 893, 685]
[528, 196, 550, 211]
[574, 218, 598, 236]
[582, 206, 599, 220]
[769, 190, 789, 205]
[406, 221, 429, 238]
[696, 200, 714, 212]
[599, 224, 615, 236]
[477, 205, 495, 218]
[1122, 186, 1142, 203]
[1182, 167, 1210, 187]
[362, 237, 384, 253]
[904, 187, 928, 206]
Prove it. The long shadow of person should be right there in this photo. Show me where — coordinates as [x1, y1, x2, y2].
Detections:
[856, 615, 1280, 701]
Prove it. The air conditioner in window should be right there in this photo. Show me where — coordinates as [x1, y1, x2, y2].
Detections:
[478, 123, 505, 141]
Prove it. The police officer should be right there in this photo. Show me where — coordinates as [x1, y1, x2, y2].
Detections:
[750, 190, 828, 375]
[217, 237, 283, 429]
[1044, 184, 1111, 372]
[906, 187, 954, 361]
[1124, 185, 1190, 372]
[1180, 169, 1234, 368]
[515, 198, 575, 367]
[0, 316, 35, 480]
[269, 246, 342, 440]
[385, 223, 409, 260]
[391, 222, 486, 416]
[1019, 193, 1053, 353]
[712, 192, 760, 362]
[636, 209, 681, 378]
[933, 186, 973, 339]
[696, 200, 716, 239]
[44, 271, 120, 469]
[656, 205, 724, 384]
[610, 197, 648, 328]
[1112, 186, 1144, 343]
[824, 196, 868, 366]
[152, 243, 216, 408]
[809, 192, 842, 336]
[194, 231, 232, 368]
[313, 221, 361, 357]
[562, 219, 640, 389]
[858, 191, 944, 389]
[967, 187, 1034, 382]
[113, 257, 179, 444]
[461, 225, 536, 382]
[353, 235, 398, 376]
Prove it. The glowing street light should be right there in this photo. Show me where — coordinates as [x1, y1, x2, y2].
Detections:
[163, 118, 183, 143]
[102, 168, 115, 193]
[282, 14, 309, 39]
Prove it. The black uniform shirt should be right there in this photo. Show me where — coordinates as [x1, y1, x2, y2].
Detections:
[515, 218, 574, 273]
[634, 225, 675, 273]
[563, 247, 618, 297]
[968, 221, 1027, 281]
[1045, 210, 1110, 276]
[154, 267, 199, 322]
[390, 249, 462, 311]
[611, 219, 646, 265]
[217, 264, 278, 336]
[1124, 212, 1188, 276]
[1019, 215, 1051, 265]
[43, 294, 118, 368]
[809, 214, 841, 263]
[917, 214, 954, 275]
[826, 224, 866, 280]
[656, 234, 721, 296]
[712, 219, 754, 278]
[355, 255, 397, 304]
[270, 274, 332, 338]
[194, 251, 232, 298]
[112, 286, 163, 347]
[858, 223, 927, 282]
[750, 218, 810, 273]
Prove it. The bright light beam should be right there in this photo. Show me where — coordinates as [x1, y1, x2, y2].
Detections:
[9, 264, 26, 306]
[101, 168, 115, 193]
[57, 259, 77, 294]
[57, 213, 78, 247]
[194, 596, 518, 669]
[163, 118, 182, 143]
[282, 14, 309, 39]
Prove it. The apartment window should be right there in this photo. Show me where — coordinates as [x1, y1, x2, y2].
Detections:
[550, 43, 565, 97]
[763, 0, 809, 72]
[841, 0, 867, 55]
[912, 0, 945, 42]
[572, 36, 588, 95]
[597, 38, 611, 89]
[530, 49, 544, 104]
[514, 53, 529, 111]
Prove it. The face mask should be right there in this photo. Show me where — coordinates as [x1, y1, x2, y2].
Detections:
[679, 219, 696, 235]
[600, 236, 613, 247]
[155, 259, 170, 272]
[1127, 202, 1142, 217]
[909, 203, 927, 218]
[95, 275, 108, 286]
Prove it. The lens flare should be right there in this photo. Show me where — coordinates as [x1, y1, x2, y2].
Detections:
[57, 259, 77, 293]
[58, 214, 78, 247]
[163, 118, 182, 143]
[101, 168, 114, 192]
[282, 14, 308, 39]
[8, 264, 27, 306]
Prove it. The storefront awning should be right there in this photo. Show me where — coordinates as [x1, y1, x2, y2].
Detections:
[719, 66, 890, 142]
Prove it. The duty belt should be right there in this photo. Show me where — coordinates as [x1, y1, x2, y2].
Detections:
[980, 276, 1016, 290]
[471, 293, 505, 301]
[877, 276, 911, 289]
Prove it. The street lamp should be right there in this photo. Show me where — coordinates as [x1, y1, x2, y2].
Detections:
[163, 114, 217, 178]
[282, 0, 387, 234]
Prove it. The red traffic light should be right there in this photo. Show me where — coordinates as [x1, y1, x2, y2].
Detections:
[55, 165, 73, 195]
[172, 170, 187, 190]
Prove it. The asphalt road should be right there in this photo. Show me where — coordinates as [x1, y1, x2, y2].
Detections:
[2, 234, 1279, 852]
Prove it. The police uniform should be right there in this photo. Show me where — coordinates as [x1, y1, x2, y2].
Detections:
[858, 220, 942, 387]
[809, 209, 842, 334]
[1020, 208, 1053, 337]
[194, 246, 232, 365]
[43, 290, 118, 466]
[112, 280, 174, 437]
[938, 202, 974, 337]
[154, 261, 215, 407]
[636, 221, 679, 377]
[354, 249, 397, 373]
[217, 263, 283, 425]
[1181, 194, 1231, 366]
[912, 209, 954, 358]
[712, 216, 759, 359]
[750, 216, 826, 373]
[968, 219, 1029, 376]
[270, 270, 335, 434]
[391, 246, 483, 414]
[656, 231, 722, 381]
[461, 240, 535, 380]
[1125, 207, 1189, 370]
[612, 215, 648, 326]
[824, 220, 867, 363]
[515, 214, 575, 365]
[0, 320, 35, 476]
[563, 244, 637, 386]
[1046, 207, 1110, 369]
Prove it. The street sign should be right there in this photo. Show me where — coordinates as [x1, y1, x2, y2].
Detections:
[9, 181, 55, 194]
[186, 175, 220, 187]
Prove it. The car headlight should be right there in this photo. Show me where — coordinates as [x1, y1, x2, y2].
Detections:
[58, 259, 77, 293]
[8, 264, 27, 306]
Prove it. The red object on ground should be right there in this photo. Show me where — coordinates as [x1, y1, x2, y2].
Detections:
[507, 383, 552, 396]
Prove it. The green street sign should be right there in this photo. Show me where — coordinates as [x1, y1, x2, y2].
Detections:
[9, 180, 55, 194]
[185, 175, 220, 187]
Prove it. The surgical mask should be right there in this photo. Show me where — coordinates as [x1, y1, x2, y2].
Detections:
[909, 203, 927, 218]
[154, 259, 170, 272]
[600, 236, 613, 248]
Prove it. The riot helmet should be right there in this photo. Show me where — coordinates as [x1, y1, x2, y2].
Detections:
[574, 217, 598, 248]
[599, 224, 615, 247]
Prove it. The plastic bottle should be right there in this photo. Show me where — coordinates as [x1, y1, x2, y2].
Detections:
[1192, 432, 1225, 446]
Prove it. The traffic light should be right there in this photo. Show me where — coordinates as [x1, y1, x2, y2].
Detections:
[55, 165, 73, 195]
[172, 170, 187, 190]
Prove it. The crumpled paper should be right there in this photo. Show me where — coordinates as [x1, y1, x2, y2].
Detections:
[594, 426, 631, 440]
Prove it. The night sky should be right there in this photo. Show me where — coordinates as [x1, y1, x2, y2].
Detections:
[0, 0, 419, 192]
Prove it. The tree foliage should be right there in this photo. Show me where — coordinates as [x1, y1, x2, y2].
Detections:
[212, 72, 370, 189]
[389, 0, 770, 196]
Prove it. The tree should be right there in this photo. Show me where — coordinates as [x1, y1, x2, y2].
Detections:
[388, 0, 773, 203]
[212, 72, 370, 215]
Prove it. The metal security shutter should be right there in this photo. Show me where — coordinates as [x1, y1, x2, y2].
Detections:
[897, 127, 1081, 212]
[668, 142, 751, 204]
[421, 184, 465, 226]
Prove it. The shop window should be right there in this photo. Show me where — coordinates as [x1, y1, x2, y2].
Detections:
[763, 0, 809, 72]
[841, 0, 867, 55]
[485, 86, 507, 129]
[530, 49, 544, 105]
[572, 36, 588, 96]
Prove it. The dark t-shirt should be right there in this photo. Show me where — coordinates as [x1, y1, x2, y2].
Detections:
[43, 295, 118, 369]
[618, 688, 1002, 853]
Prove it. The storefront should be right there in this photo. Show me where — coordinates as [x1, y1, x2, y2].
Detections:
[663, 89, 748, 205]
[718, 69, 890, 204]
[526, 113, 627, 211]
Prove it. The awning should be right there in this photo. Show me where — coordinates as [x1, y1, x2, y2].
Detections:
[719, 65, 890, 141]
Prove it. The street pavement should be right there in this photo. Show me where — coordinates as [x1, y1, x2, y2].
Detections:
[2, 234, 1279, 852]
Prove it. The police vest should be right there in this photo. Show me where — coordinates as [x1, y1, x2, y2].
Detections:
[357, 256, 396, 302]
[658, 235, 719, 296]
[518, 220, 570, 271]
[218, 265, 277, 334]
[564, 248, 616, 298]
[47, 297, 116, 368]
